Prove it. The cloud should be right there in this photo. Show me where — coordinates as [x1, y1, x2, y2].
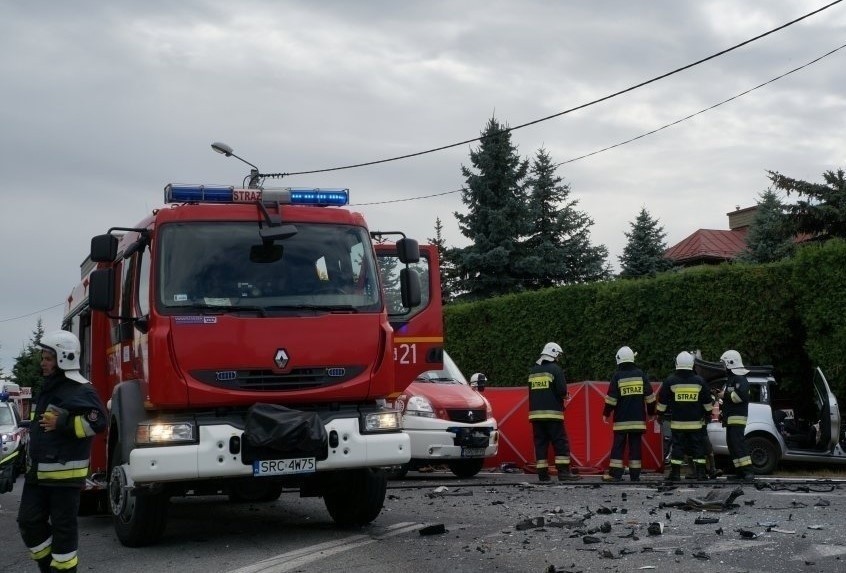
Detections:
[1, 0, 845, 371]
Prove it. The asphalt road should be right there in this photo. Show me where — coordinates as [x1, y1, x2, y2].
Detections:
[1, 471, 844, 573]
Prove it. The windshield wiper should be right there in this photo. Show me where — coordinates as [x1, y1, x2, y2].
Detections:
[169, 303, 266, 317]
[168, 303, 229, 314]
[264, 304, 359, 313]
[229, 304, 267, 317]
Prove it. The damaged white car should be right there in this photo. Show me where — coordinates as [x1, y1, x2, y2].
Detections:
[698, 359, 846, 474]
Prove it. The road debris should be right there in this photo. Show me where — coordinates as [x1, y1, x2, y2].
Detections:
[427, 486, 473, 498]
[694, 516, 720, 524]
[515, 517, 545, 531]
[418, 524, 447, 536]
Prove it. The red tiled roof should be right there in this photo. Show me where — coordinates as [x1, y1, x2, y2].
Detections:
[664, 228, 748, 264]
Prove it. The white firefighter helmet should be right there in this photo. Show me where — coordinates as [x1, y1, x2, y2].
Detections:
[470, 372, 487, 390]
[537, 342, 563, 364]
[40, 330, 89, 384]
[720, 349, 750, 375]
[675, 351, 695, 370]
[615, 346, 636, 365]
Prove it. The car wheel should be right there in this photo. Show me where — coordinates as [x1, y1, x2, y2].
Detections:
[448, 458, 484, 478]
[745, 435, 779, 475]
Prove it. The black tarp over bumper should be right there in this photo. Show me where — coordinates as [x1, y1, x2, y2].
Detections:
[241, 403, 329, 463]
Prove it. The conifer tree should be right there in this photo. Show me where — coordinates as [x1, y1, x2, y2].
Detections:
[428, 217, 457, 303]
[738, 189, 794, 263]
[522, 148, 609, 287]
[768, 167, 846, 240]
[453, 117, 530, 298]
[12, 319, 45, 393]
[618, 208, 673, 278]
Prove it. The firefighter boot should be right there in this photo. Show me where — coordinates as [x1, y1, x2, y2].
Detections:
[557, 464, 580, 481]
[706, 454, 722, 479]
[667, 465, 681, 482]
[36, 556, 51, 573]
[537, 467, 551, 482]
[694, 463, 707, 481]
[629, 468, 641, 482]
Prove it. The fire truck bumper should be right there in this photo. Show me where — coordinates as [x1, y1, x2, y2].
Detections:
[128, 417, 410, 483]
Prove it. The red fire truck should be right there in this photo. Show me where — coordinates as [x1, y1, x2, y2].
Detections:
[374, 242, 445, 385]
[63, 184, 422, 546]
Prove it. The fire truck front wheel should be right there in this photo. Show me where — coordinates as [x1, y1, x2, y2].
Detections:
[109, 461, 169, 547]
[322, 468, 387, 527]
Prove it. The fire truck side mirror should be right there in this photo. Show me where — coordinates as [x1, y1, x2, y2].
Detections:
[395, 238, 420, 264]
[91, 234, 118, 263]
[89, 268, 116, 312]
[399, 267, 421, 308]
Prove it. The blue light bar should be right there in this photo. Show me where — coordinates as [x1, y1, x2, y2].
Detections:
[290, 189, 349, 206]
[165, 184, 237, 203]
[164, 184, 349, 206]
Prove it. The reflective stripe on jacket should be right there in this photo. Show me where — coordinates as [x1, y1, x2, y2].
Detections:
[27, 372, 107, 487]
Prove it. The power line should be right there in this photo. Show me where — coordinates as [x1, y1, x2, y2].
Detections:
[353, 41, 846, 207]
[555, 42, 846, 167]
[0, 303, 64, 324]
[286, 0, 842, 177]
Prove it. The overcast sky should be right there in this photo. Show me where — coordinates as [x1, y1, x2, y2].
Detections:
[1, 1, 844, 374]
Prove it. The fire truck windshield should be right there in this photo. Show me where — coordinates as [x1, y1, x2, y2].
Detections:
[157, 222, 381, 313]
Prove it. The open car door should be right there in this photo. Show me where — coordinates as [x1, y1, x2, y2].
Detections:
[813, 367, 841, 452]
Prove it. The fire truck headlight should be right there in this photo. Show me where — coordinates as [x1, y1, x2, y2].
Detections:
[363, 410, 401, 432]
[136, 422, 196, 445]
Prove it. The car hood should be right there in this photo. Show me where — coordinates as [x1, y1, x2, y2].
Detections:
[405, 381, 487, 409]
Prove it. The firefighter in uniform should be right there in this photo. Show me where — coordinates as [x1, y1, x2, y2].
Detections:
[602, 346, 656, 482]
[18, 331, 107, 573]
[656, 351, 713, 481]
[527, 342, 579, 482]
[718, 349, 754, 481]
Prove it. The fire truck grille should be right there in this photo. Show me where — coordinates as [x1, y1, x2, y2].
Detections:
[446, 409, 487, 423]
[192, 366, 366, 391]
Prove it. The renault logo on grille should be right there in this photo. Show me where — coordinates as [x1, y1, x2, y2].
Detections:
[274, 349, 289, 368]
[467, 410, 475, 422]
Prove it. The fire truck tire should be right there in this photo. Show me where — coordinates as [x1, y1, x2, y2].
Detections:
[109, 462, 169, 547]
[229, 479, 284, 502]
[323, 468, 387, 526]
[447, 458, 485, 478]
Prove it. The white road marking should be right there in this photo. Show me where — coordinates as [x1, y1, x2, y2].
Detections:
[226, 522, 424, 573]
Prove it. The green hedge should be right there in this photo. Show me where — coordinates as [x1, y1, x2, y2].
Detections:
[445, 240, 846, 402]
